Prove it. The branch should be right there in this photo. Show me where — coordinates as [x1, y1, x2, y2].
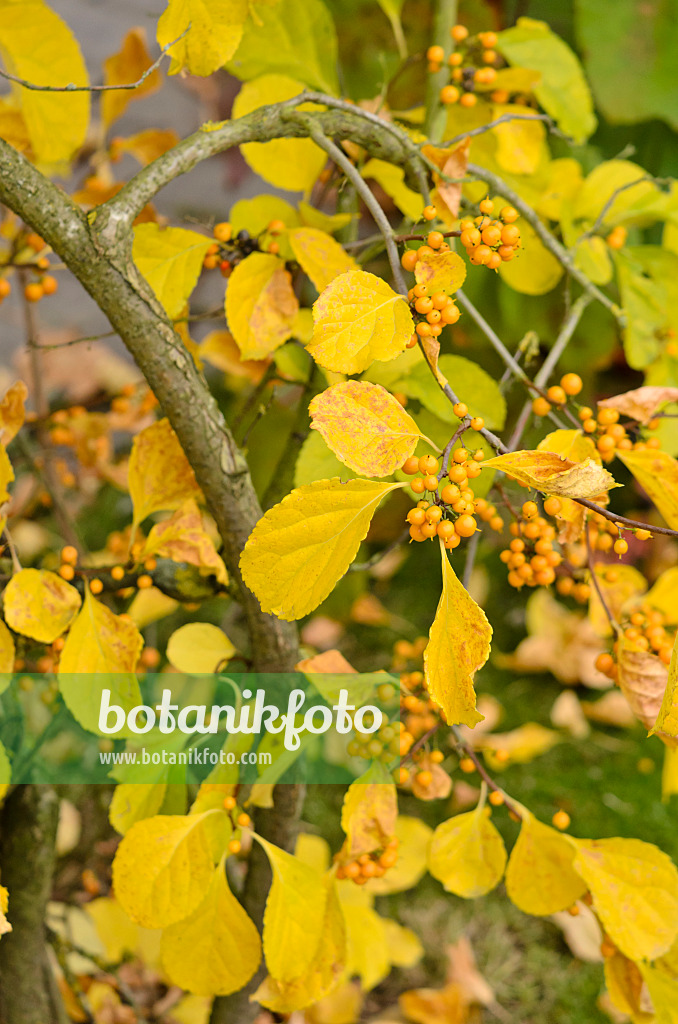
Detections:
[586, 523, 620, 634]
[466, 162, 625, 323]
[574, 498, 678, 538]
[0, 29, 186, 93]
[443, 111, 569, 148]
[424, 0, 458, 140]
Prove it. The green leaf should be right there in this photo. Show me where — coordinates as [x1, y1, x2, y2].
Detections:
[394, 354, 507, 430]
[497, 17, 596, 143]
[132, 224, 212, 319]
[575, 0, 678, 129]
[615, 246, 678, 369]
[228, 0, 339, 94]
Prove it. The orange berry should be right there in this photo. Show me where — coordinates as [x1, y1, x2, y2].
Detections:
[423, 474, 439, 491]
[61, 545, 78, 565]
[402, 456, 420, 474]
[111, 565, 125, 581]
[451, 24, 468, 41]
[440, 85, 460, 104]
[543, 496, 562, 516]
[547, 385, 567, 405]
[482, 49, 497, 64]
[427, 44, 445, 63]
[441, 483, 460, 504]
[460, 227, 481, 248]
[213, 222, 232, 242]
[441, 303, 460, 324]
[479, 198, 494, 215]
[500, 206, 519, 223]
[613, 538, 628, 555]
[597, 408, 619, 425]
[455, 514, 477, 537]
[416, 322, 432, 337]
[459, 756, 475, 773]
[488, 790, 504, 806]
[401, 249, 418, 272]
[59, 564, 75, 581]
[522, 501, 538, 518]
[423, 205, 437, 221]
[470, 417, 484, 431]
[427, 230, 445, 249]
[501, 224, 521, 246]
[137, 573, 153, 589]
[532, 396, 552, 417]
[41, 275, 58, 296]
[490, 89, 510, 103]
[411, 478, 426, 494]
[419, 454, 439, 474]
[0, 279, 10, 298]
[89, 578, 104, 595]
[552, 810, 571, 830]
[560, 372, 583, 396]
[459, 92, 477, 108]
[409, 524, 425, 542]
[453, 402, 468, 418]
[479, 31, 498, 47]
[415, 295, 433, 314]
[24, 282, 43, 302]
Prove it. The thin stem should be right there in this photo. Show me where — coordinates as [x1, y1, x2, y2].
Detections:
[456, 290, 531, 383]
[451, 725, 522, 819]
[443, 111, 567, 148]
[350, 529, 409, 573]
[586, 523, 620, 634]
[438, 423, 468, 477]
[533, 295, 591, 388]
[574, 498, 678, 538]
[424, 0, 458, 141]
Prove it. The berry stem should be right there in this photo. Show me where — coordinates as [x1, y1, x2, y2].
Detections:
[451, 725, 523, 820]
[586, 524, 621, 634]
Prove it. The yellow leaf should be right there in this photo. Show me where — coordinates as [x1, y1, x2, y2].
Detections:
[639, 962, 678, 1023]
[294, 833, 331, 874]
[255, 834, 329, 982]
[309, 380, 424, 477]
[0, 620, 14, 677]
[535, 157, 584, 221]
[414, 251, 466, 295]
[102, 28, 160, 128]
[254, 876, 346, 1011]
[0, 884, 10, 938]
[604, 952, 651, 1020]
[421, 139, 470, 222]
[361, 158, 425, 221]
[3, 568, 80, 643]
[537, 428, 601, 464]
[589, 564, 647, 638]
[616, 639, 671, 736]
[0, 442, 14, 503]
[492, 104, 547, 175]
[127, 586, 179, 629]
[157, 0, 249, 76]
[109, 783, 168, 837]
[499, 219, 564, 295]
[288, 227, 356, 292]
[476, 722, 560, 769]
[112, 810, 227, 928]
[240, 477, 405, 620]
[483, 449, 618, 498]
[142, 500, 228, 584]
[505, 811, 586, 915]
[233, 75, 326, 191]
[161, 859, 261, 996]
[225, 252, 298, 360]
[128, 418, 202, 528]
[0, 380, 27, 444]
[132, 224, 212, 319]
[0, 0, 89, 163]
[113, 128, 180, 166]
[382, 918, 424, 969]
[365, 815, 432, 896]
[651, 632, 678, 741]
[573, 837, 678, 961]
[424, 542, 491, 729]
[341, 902, 390, 991]
[646, 568, 678, 626]
[166, 622, 235, 674]
[308, 270, 414, 374]
[340, 762, 397, 862]
[617, 448, 678, 529]
[599, 385, 678, 425]
[84, 897, 138, 963]
[0, 98, 30, 155]
[428, 803, 507, 898]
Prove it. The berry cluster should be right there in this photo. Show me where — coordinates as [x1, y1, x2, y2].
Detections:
[403, 447, 497, 548]
[0, 231, 59, 304]
[459, 199, 521, 271]
[580, 406, 661, 463]
[335, 838, 400, 884]
[203, 219, 284, 277]
[595, 602, 675, 681]
[531, 372, 584, 418]
[428, 27, 505, 109]
[499, 499, 562, 589]
[401, 238, 461, 343]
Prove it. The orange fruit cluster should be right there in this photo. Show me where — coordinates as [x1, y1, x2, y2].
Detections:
[335, 838, 399, 884]
[401, 236, 461, 343]
[499, 500, 562, 589]
[459, 200, 521, 271]
[203, 219, 282, 276]
[595, 602, 675, 681]
[531, 372, 583, 418]
[428, 27, 506, 108]
[579, 405, 662, 463]
[402, 450, 493, 548]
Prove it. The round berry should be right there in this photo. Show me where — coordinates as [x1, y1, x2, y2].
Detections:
[427, 44, 445, 63]
[213, 221, 232, 242]
[451, 24, 468, 41]
[543, 496, 561, 517]
[547, 385, 567, 405]
[522, 501, 538, 518]
[401, 250, 418, 272]
[419, 454, 439, 474]
[455, 514, 477, 537]
[552, 810, 570, 830]
[440, 85, 460, 105]
[479, 198, 494, 215]
[560, 372, 583, 396]
[613, 538, 628, 555]
[500, 206, 519, 223]
[459, 92, 477, 108]
[532, 396, 552, 417]
[423, 205, 437, 221]
[453, 402, 468, 418]
[402, 455, 420, 474]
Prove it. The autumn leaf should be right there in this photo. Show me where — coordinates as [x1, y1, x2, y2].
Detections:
[589, 564, 647, 638]
[339, 761, 397, 862]
[0, 885, 10, 938]
[109, 783, 168, 837]
[598, 385, 678, 425]
[482, 449, 618, 498]
[141, 499, 228, 584]
[4, 568, 80, 643]
[288, 226, 356, 292]
[132, 224, 212, 319]
[572, 837, 678, 961]
[240, 478, 406, 620]
[161, 859, 262, 996]
[414, 250, 467, 295]
[0, 380, 27, 445]
[157, 0, 249, 76]
[308, 270, 414, 374]
[112, 128, 180, 166]
[364, 815, 432, 896]
[617, 637, 672, 736]
[617, 447, 678, 529]
[423, 542, 491, 729]
[166, 622, 235, 674]
[428, 800, 507, 898]
[102, 28, 160, 129]
[505, 810, 586, 914]
[225, 252, 298, 360]
[652, 633, 678, 741]
[421, 138, 470, 221]
[309, 380, 426, 477]
[0, 620, 14, 677]
[0, 443, 14, 505]
[128, 418, 202, 528]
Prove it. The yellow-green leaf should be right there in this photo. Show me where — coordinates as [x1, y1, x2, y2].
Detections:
[0, 0, 89, 163]
[109, 783, 168, 837]
[309, 380, 424, 477]
[362, 158, 425, 222]
[647, 568, 678, 626]
[617, 448, 678, 530]
[424, 542, 491, 729]
[133, 224, 212, 319]
[161, 859, 261, 996]
[341, 902, 389, 991]
[4, 568, 80, 643]
[166, 622, 235, 674]
[113, 811, 227, 928]
[365, 815, 432, 896]
[483, 449, 618, 498]
[255, 834, 328, 982]
[225, 251, 298, 360]
[0, 380, 27, 445]
[308, 270, 414, 374]
[428, 803, 507, 898]
[573, 837, 678, 961]
[128, 418, 202, 528]
[499, 219, 564, 295]
[505, 811, 586, 915]
[414, 250, 466, 295]
[233, 75, 326, 192]
[240, 478, 405, 620]
[157, 0, 249, 76]
[288, 227, 356, 292]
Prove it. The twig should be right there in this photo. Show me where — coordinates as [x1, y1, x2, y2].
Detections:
[28, 329, 118, 351]
[456, 290, 531, 384]
[586, 523, 620, 634]
[451, 725, 522, 819]
[0, 29, 187, 93]
[574, 498, 678, 538]
[580, 175, 673, 240]
[438, 423, 468, 477]
[443, 111, 568, 148]
[350, 529, 409, 572]
[396, 229, 461, 242]
[3, 527, 21, 573]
